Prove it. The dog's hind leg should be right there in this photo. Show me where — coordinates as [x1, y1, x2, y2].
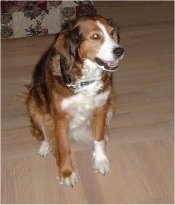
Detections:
[29, 110, 52, 157]
[105, 92, 114, 142]
[104, 107, 114, 142]
[37, 120, 52, 157]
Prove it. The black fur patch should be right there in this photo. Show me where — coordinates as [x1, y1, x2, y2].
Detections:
[68, 26, 82, 58]
[60, 55, 72, 85]
[31, 47, 57, 110]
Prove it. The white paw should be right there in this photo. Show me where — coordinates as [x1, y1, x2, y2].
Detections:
[93, 140, 110, 175]
[59, 172, 78, 187]
[37, 140, 51, 157]
[94, 156, 110, 175]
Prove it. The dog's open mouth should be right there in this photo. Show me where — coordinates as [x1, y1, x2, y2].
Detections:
[94, 57, 119, 71]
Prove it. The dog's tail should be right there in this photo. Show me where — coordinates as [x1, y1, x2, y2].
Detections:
[16, 81, 31, 102]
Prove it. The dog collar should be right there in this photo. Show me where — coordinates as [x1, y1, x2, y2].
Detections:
[60, 55, 95, 92]
[60, 55, 96, 92]
[67, 80, 96, 92]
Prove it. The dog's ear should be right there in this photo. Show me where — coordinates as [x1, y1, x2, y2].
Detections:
[54, 20, 81, 70]
[67, 26, 81, 59]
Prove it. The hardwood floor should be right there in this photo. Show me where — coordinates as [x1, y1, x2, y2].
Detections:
[1, 2, 174, 204]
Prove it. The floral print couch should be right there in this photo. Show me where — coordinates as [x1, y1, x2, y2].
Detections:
[1, 1, 96, 39]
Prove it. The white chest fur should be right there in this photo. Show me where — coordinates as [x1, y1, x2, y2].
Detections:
[61, 59, 110, 142]
[61, 90, 110, 142]
[61, 59, 109, 126]
[61, 91, 110, 129]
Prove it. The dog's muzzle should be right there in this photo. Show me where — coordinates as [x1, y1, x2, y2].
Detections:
[94, 47, 124, 72]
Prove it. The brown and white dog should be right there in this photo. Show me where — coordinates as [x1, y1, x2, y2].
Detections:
[26, 15, 124, 187]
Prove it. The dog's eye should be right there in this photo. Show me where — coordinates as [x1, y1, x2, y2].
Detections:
[90, 34, 100, 40]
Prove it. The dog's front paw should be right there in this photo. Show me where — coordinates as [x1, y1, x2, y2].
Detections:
[93, 155, 110, 175]
[37, 140, 52, 157]
[93, 140, 110, 175]
[59, 172, 78, 187]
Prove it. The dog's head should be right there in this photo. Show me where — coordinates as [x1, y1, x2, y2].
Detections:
[54, 15, 124, 72]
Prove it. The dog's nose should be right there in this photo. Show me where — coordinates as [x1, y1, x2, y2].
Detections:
[113, 47, 124, 58]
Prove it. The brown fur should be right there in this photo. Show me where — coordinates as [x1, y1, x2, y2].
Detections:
[26, 15, 120, 182]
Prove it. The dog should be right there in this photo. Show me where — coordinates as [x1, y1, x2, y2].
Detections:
[26, 14, 124, 187]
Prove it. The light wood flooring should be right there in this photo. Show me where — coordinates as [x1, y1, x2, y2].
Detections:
[1, 1, 174, 204]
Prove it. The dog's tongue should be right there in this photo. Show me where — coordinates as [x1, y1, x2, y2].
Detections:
[107, 60, 118, 68]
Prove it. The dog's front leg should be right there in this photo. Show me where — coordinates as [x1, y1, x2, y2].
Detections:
[92, 105, 110, 175]
[54, 116, 77, 187]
